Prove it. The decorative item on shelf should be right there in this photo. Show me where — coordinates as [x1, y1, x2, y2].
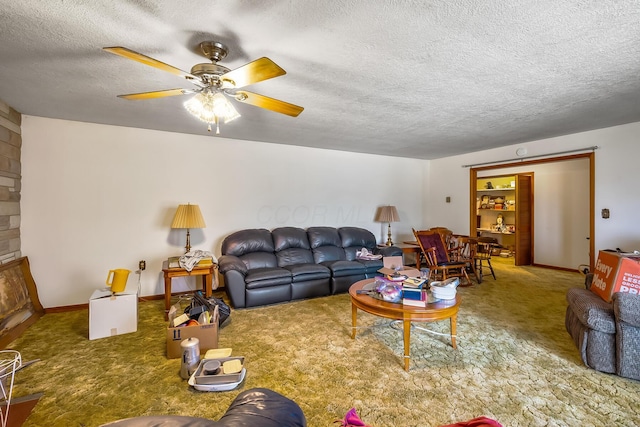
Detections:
[171, 203, 206, 253]
[493, 196, 504, 210]
[484, 181, 493, 189]
[375, 205, 400, 246]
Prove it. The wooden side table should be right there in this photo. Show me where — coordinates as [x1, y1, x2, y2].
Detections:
[162, 261, 218, 319]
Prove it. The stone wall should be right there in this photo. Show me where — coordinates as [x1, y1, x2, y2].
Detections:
[0, 99, 21, 263]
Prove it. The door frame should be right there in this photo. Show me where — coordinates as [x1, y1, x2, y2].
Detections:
[469, 152, 595, 270]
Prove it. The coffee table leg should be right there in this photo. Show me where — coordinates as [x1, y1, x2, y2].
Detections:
[351, 304, 358, 339]
[403, 319, 411, 371]
[450, 314, 458, 349]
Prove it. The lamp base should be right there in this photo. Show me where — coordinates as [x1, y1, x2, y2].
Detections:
[184, 229, 191, 253]
[385, 223, 393, 246]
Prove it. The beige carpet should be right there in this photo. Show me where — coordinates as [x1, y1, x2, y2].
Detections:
[8, 258, 640, 427]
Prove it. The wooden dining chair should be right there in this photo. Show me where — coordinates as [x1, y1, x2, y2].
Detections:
[452, 236, 480, 283]
[413, 229, 471, 286]
[428, 227, 454, 249]
[474, 236, 498, 282]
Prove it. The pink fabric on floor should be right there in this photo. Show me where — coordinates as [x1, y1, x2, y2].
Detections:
[334, 408, 371, 427]
[439, 416, 503, 427]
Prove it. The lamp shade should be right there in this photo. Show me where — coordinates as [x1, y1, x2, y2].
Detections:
[171, 204, 206, 229]
[375, 205, 400, 223]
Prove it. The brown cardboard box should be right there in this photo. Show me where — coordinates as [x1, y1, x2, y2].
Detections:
[166, 307, 219, 359]
[590, 250, 640, 303]
[378, 267, 420, 277]
[379, 256, 420, 277]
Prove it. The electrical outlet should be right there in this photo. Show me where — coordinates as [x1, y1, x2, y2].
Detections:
[139, 260, 146, 271]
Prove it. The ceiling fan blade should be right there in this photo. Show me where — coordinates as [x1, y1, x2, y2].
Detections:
[234, 91, 304, 117]
[220, 57, 286, 89]
[103, 46, 202, 83]
[117, 88, 194, 100]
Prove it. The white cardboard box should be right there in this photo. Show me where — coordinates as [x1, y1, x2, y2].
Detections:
[89, 290, 138, 340]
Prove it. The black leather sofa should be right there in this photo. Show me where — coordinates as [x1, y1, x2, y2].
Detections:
[218, 226, 401, 308]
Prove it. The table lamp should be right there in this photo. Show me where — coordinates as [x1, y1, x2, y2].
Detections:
[171, 203, 206, 253]
[375, 205, 400, 246]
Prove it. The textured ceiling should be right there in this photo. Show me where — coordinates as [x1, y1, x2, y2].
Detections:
[1, 1, 639, 159]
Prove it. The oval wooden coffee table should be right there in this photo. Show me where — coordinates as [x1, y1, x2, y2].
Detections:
[349, 278, 461, 371]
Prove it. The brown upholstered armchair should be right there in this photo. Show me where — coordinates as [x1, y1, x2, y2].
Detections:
[565, 274, 640, 381]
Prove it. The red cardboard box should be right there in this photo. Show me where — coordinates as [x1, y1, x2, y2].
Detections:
[590, 250, 640, 303]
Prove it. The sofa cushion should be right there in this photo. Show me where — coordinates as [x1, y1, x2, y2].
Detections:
[222, 229, 274, 256]
[307, 227, 342, 248]
[322, 260, 365, 277]
[273, 227, 316, 268]
[284, 263, 331, 282]
[357, 258, 384, 273]
[613, 292, 640, 327]
[245, 267, 292, 289]
[566, 287, 615, 334]
[312, 245, 345, 263]
[241, 252, 279, 270]
[339, 226, 377, 260]
[273, 227, 311, 251]
[276, 248, 315, 266]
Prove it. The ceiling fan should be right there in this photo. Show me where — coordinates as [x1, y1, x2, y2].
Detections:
[103, 41, 304, 133]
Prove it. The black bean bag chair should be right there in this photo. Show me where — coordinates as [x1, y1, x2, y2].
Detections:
[100, 388, 306, 427]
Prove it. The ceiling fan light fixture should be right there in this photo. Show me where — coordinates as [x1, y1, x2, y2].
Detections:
[183, 91, 240, 134]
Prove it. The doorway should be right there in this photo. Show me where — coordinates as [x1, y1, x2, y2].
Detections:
[474, 173, 533, 265]
[469, 153, 594, 271]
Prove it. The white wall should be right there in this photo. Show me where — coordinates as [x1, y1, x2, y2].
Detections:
[427, 121, 640, 263]
[20, 116, 640, 307]
[21, 117, 424, 307]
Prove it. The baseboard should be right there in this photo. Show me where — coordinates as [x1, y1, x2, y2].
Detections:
[532, 263, 579, 273]
[45, 289, 227, 313]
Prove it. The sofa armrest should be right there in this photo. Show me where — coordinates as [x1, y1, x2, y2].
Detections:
[375, 245, 402, 257]
[566, 287, 616, 333]
[218, 255, 248, 276]
[613, 292, 640, 327]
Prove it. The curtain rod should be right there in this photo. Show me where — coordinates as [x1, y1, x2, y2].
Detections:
[462, 146, 599, 168]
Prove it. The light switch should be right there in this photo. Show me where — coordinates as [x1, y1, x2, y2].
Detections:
[602, 208, 610, 219]
[446, 196, 451, 203]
